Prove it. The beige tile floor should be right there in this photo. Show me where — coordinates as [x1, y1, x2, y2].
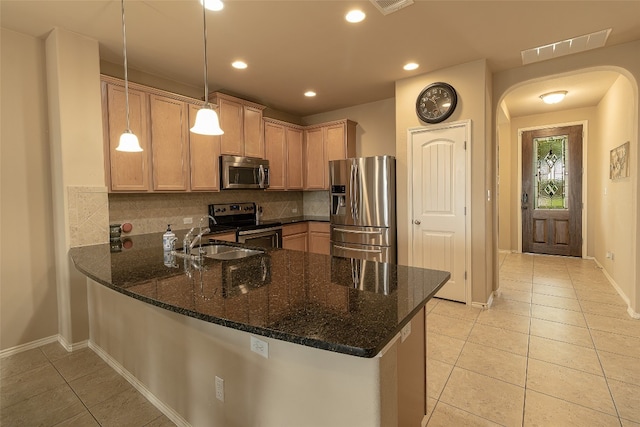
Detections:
[0, 342, 175, 426]
[2, 253, 638, 426]
[425, 253, 640, 427]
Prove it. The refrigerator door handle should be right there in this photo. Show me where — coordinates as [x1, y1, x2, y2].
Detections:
[333, 228, 383, 235]
[353, 162, 359, 220]
[333, 244, 382, 254]
[349, 162, 356, 221]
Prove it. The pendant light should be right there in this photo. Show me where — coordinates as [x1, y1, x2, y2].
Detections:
[190, 0, 224, 136]
[115, 0, 143, 152]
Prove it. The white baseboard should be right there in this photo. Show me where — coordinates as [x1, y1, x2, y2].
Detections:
[88, 341, 191, 427]
[592, 258, 640, 319]
[57, 335, 88, 352]
[0, 335, 58, 358]
[471, 292, 493, 310]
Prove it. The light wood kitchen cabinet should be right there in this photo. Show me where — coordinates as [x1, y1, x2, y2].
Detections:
[304, 120, 357, 190]
[149, 94, 190, 191]
[210, 92, 266, 158]
[264, 118, 305, 191]
[206, 232, 237, 243]
[304, 127, 326, 190]
[282, 222, 308, 252]
[102, 80, 151, 192]
[308, 222, 331, 255]
[188, 104, 221, 191]
[286, 127, 304, 190]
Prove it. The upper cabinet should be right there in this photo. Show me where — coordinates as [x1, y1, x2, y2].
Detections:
[264, 118, 304, 191]
[210, 92, 266, 158]
[148, 94, 190, 191]
[304, 120, 356, 190]
[102, 80, 151, 191]
[101, 75, 220, 193]
[188, 103, 221, 191]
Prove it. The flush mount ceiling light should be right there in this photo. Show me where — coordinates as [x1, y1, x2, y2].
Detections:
[232, 60, 247, 69]
[521, 28, 611, 65]
[304, 91, 316, 97]
[403, 62, 419, 71]
[345, 10, 366, 23]
[191, 0, 224, 136]
[540, 91, 568, 104]
[115, 0, 143, 152]
[201, 0, 223, 12]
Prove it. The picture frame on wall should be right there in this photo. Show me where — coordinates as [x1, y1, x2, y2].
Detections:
[610, 141, 630, 180]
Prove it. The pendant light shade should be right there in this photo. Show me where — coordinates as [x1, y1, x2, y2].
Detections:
[191, 106, 224, 135]
[117, 130, 143, 152]
[115, 0, 143, 152]
[190, 0, 224, 136]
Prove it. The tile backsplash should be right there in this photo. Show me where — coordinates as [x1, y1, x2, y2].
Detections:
[108, 190, 328, 236]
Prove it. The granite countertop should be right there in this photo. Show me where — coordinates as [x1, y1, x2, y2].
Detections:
[278, 215, 329, 224]
[70, 233, 449, 358]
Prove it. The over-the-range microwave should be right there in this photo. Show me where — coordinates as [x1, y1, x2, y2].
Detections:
[220, 155, 270, 190]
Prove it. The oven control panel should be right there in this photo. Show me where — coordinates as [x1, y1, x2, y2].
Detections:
[210, 202, 255, 216]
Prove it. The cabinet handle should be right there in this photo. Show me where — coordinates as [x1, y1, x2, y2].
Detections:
[413, 220, 421, 225]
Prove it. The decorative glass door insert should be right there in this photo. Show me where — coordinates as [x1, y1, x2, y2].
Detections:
[533, 134, 568, 209]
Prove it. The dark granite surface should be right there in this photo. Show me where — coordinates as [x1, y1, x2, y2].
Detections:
[70, 233, 449, 358]
[278, 215, 330, 224]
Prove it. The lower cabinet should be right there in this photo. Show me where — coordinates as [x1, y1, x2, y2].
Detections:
[205, 232, 237, 243]
[282, 222, 308, 252]
[308, 222, 330, 255]
[282, 222, 330, 254]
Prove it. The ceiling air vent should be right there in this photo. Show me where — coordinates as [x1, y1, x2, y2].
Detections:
[370, 0, 414, 15]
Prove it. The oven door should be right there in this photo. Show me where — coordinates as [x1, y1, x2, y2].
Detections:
[237, 226, 283, 248]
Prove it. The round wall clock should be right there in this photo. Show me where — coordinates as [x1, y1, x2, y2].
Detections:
[416, 82, 458, 124]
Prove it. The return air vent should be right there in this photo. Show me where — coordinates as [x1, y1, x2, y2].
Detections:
[521, 28, 611, 65]
[370, 0, 414, 15]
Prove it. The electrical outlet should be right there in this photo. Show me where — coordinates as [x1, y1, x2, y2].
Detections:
[401, 322, 411, 342]
[250, 336, 269, 358]
[215, 376, 224, 402]
[183, 217, 193, 224]
[292, 208, 298, 213]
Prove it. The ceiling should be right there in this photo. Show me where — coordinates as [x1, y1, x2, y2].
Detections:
[2, 1, 639, 118]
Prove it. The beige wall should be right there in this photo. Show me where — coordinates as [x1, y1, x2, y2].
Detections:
[493, 40, 640, 313]
[0, 29, 59, 350]
[593, 75, 636, 308]
[45, 27, 107, 347]
[396, 59, 493, 304]
[303, 98, 396, 158]
[497, 119, 512, 251]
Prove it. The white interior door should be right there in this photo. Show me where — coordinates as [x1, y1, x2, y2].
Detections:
[409, 121, 469, 303]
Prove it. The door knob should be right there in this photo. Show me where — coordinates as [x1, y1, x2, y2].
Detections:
[413, 220, 421, 225]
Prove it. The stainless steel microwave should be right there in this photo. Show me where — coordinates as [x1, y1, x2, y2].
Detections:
[220, 155, 269, 190]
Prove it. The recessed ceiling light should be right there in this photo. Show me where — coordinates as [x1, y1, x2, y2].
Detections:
[403, 62, 419, 71]
[232, 61, 247, 69]
[345, 10, 366, 23]
[540, 91, 568, 104]
[304, 91, 317, 97]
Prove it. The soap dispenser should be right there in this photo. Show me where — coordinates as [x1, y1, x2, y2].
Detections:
[162, 225, 177, 251]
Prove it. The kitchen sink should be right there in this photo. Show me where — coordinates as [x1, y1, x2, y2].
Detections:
[193, 244, 264, 260]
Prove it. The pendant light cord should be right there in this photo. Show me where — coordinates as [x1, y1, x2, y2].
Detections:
[201, 0, 209, 107]
[121, 0, 132, 132]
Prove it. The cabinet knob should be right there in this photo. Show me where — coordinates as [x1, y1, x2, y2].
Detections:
[413, 220, 421, 225]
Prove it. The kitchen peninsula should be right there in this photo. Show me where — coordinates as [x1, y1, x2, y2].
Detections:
[70, 233, 449, 427]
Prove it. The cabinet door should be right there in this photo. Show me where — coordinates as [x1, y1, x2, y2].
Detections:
[308, 222, 331, 255]
[189, 104, 221, 191]
[283, 233, 308, 252]
[304, 127, 326, 190]
[264, 122, 286, 190]
[243, 105, 264, 158]
[286, 127, 304, 190]
[218, 98, 244, 156]
[104, 82, 150, 191]
[149, 94, 190, 191]
[325, 123, 347, 163]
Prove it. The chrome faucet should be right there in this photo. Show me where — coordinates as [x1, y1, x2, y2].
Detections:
[183, 227, 196, 255]
[188, 215, 216, 254]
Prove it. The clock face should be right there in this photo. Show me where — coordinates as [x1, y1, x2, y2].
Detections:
[416, 82, 458, 124]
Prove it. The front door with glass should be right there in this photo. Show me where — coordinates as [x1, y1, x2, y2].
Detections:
[522, 125, 583, 256]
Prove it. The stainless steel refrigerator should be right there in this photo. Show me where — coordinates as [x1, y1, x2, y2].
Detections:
[329, 155, 396, 263]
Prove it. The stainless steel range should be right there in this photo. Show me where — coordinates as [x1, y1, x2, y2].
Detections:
[208, 202, 283, 248]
